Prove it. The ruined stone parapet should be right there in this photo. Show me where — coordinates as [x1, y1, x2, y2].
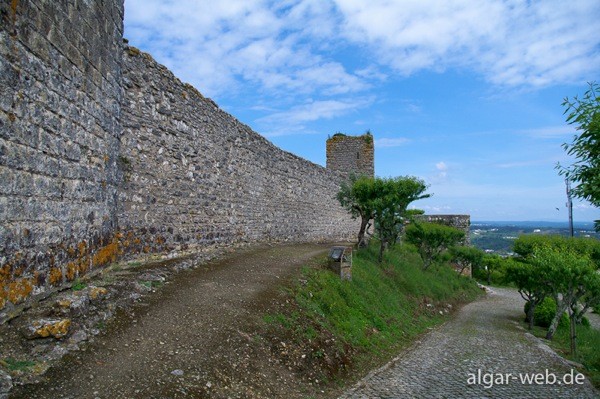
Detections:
[326, 133, 374, 180]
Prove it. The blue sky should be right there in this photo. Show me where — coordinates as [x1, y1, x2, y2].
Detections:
[124, 0, 600, 222]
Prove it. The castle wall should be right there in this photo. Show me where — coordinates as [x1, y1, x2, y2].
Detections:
[118, 49, 358, 253]
[326, 134, 374, 180]
[418, 215, 471, 245]
[0, 0, 124, 313]
[0, 1, 359, 316]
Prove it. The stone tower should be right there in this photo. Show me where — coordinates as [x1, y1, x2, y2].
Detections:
[326, 133, 375, 180]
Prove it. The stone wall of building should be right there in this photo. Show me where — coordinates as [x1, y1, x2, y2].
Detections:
[0, 0, 359, 316]
[326, 133, 375, 181]
[118, 48, 358, 254]
[0, 0, 124, 314]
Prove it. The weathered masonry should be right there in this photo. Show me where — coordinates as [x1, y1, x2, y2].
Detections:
[326, 133, 375, 180]
[0, 0, 358, 317]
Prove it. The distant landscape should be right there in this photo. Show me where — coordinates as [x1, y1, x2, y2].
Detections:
[470, 221, 600, 255]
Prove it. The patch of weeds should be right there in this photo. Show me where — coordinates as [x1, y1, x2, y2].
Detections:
[140, 280, 163, 289]
[96, 321, 107, 330]
[3, 357, 36, 371]
[71, 279, 87, 291]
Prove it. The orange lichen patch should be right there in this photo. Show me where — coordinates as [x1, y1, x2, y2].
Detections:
[49, 267, 63, 286]
[7, 278, 34, 304]
[78, 258, 89, 275]
[143, 246, 150, 253]
[89, 287, 108, 301]
[0, 282, 7, 308]
[65, 262, 78, 281]
[78, 241, 87, 257]
[56, 299, 72, 309]
[67, 246, 76, 257]
[0, 264, 11, 284]
[155, 236, 165, 244]
[133, 238, 141, 245]
[34, 319, 71, 339]
[92, 240, 119, 268]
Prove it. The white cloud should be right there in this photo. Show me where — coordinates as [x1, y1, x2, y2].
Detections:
[333, 0, 600, 87]
[125, 0, 369, 98]
[375, 137, 410, 148]
[257, 97, 373, 136]
[517, 126, 576, 139]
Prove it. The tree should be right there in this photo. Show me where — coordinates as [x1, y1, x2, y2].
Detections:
[557, 82, 600, 230]
[481, 254, 505, 285]
[527, 246, 596, 355]
[337, 176, 430, 260]
[505, 260, 547, 330]
[449, 246, 484, 275]
[370, 177, 430, 262]
[405, 222, 465, 270]
[336, 175, 377, 247]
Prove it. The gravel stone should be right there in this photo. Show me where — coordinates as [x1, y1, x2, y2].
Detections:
[339, 287, 600, 399]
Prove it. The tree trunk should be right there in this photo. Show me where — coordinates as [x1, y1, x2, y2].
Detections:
[357, 216, 370, 248]
[546, 298, 568, 340]
[378, 240, 385, 263]
[569, 310, 577, 356]
[526, 302, 536, 330]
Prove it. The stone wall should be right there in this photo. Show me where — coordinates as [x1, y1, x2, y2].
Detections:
[418, 215, 471, 245]
[0, 0, 124, 314]
[118, 48, 358, 253]
[0, 1, 359, 316]
[326, 133, 374, 181]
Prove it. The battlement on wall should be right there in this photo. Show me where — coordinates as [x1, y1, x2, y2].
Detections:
[326, 133, 374, 180]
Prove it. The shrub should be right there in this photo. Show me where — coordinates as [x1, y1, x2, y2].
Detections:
[524, 297, 568, 328]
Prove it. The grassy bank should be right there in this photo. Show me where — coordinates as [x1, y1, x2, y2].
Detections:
[542, 322, 600, 389]
[262, 242, 482, 395]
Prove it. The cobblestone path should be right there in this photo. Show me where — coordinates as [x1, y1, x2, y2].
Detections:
[339, 287, 600, 399]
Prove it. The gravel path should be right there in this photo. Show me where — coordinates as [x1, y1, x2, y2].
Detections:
[339, 287, 600, 399]
[9, 243, 331, 399]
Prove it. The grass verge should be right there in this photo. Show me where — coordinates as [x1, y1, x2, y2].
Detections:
[543, 322, 600, 389]
[262, 242, 483, 394]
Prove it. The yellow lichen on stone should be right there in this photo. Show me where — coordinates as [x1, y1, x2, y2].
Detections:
[89, 287, 108, 301]
[56, 299, 72, 309]
[34, 319, 71, 338]
[92, 240, 120, 268]
[7, 278, 34, 304]
[65, 262, 78, 281]
[49, 267, 63, 286]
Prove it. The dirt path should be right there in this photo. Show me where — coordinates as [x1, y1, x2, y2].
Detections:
[338, 287, 600, 399]
[9, 243, 332, 399]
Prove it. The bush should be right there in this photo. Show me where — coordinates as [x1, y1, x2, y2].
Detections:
[524, 297, 568, 328]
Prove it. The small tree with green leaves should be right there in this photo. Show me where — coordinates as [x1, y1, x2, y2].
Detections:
[336, 175, 377, 247]
[370, 177, 430, 262]
[526, 246, 596, 356]
[337, 176, 430, 260]
[405, 222, 465, 270]
[505, 260, 548, 330]
[449, 246, 484, 275]
[557, 82, 600, 230]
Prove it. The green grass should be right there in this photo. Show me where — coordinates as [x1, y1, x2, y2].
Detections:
[550, 322, 600, 388]
[71, 279, 87, 291]
[2, 357, 36, 371]
[265, 241, 482, 382]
